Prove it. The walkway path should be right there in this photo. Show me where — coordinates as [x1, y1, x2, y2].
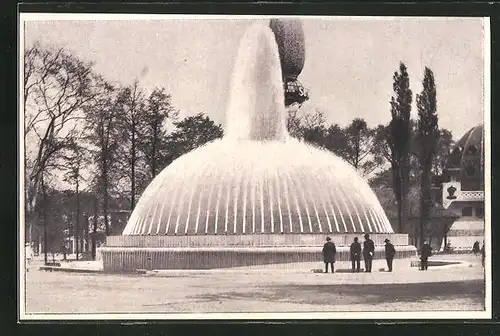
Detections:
[24, 254, 485, 314]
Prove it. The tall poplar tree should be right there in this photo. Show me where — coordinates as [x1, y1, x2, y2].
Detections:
[416, 67, 439, 246]
[386, 62, 412, 233]
[85, 80, 120, 239]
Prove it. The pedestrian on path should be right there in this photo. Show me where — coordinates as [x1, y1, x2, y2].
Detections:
[25, 243, 33, 272]
[384, 238, 396, 272]
[363, 233, 375, 272]
[472, 241, 480, 255]
[322, 237, 337, 273]
[350, 237, 361, 272]
[420, 241, 432, 270]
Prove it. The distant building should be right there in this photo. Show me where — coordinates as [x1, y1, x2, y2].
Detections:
[441, 124, 485, 251]
[374, 187, 458, 251]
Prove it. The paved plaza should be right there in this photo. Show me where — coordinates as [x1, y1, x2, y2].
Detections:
[23, 254, 485, 314]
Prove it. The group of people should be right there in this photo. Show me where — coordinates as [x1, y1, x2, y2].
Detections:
[322, 234, 434, 273]
[322, 233, 393, 273]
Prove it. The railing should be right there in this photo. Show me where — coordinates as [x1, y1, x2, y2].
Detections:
[460, 190, 484, 201]
[99, 245, 418, 272]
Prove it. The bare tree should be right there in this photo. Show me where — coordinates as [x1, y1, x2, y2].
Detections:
[23, 43, 99, 260]
[286, 107, 326, 141]
[141, 88, 178, 179]
[116, 81, 147, 210]
[342, 118, 384, 177]
[61, 141, 88, 260]
[84, 80, 120, 238]
[24, 43, 97, 213]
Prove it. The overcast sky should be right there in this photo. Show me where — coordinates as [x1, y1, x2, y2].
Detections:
[23, 16, 485, 140]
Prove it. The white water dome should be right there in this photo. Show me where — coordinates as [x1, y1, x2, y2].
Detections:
[122, 22, 394, 236]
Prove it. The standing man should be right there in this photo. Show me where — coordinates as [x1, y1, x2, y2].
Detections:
[472, 241, 480, 255]
[350, 237, 361, 272]
[322, 237, 337, 273]
[420, 240, 432, 270]
[363, 233, 375, 272]
[384, 238, 396, 272]
[25, 242, 33, 272]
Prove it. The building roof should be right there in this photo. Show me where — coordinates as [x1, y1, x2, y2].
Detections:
[445, 124, 484, 191]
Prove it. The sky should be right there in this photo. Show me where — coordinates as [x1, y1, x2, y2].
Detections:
[23, 15, 485, 140]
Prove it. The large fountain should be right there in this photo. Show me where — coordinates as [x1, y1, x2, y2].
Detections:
[100, 20, 416, 272]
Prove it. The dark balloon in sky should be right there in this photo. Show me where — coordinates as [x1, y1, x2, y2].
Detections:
[269, 19, 306, 81]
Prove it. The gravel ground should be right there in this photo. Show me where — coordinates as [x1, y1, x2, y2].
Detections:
[24, 254, 485, 314]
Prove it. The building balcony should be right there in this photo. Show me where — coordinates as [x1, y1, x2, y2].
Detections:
[460, 190, 484, 202]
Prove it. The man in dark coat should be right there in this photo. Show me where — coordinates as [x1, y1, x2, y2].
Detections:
[363, 233, 375, 272]
[420, 241, 432, 270]
[322, 237, 337, 273]
[384, 238, 396, 272]
[472, 241, 480, 255]
[350, 237, 361, 272]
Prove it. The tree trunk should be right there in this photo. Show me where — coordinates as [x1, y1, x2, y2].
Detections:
[420, 170, 431, 247]
[91, 195, 98, 260]
[131, 127, 136, 210]
[83, 212, 89, 256]
[354, 135, 360, 170]
[75, 178, 80, 260]
[151, 122, 157, 178]
[414, 219, 418, 248]
[41, 176, 48, 265]
[398, 167, 404, 233]
[397, 196, 403, 234]
[103, 156, 110, 235]
[103, 186, 109, 235]
[443, 222, 450, 252]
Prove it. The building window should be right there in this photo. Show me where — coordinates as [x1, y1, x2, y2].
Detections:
[462, 207, 473, 217]
[476, 206, 484, 218]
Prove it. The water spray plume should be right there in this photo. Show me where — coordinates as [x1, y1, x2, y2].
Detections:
[226, 23, 288, 141]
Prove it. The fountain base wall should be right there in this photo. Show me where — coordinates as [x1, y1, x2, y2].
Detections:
[100, 234, 417, 272]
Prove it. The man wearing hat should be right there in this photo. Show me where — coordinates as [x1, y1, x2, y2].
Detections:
[322, 236, 337, 273]
[420, 241, 432, 270]
[25, 242, 34, 272]
[350, 237, 361, 272]
[363, 233, 375, 272]
[384, 238, 396, 272]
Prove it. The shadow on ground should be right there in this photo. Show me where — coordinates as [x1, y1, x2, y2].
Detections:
[190, 279, 485, 309]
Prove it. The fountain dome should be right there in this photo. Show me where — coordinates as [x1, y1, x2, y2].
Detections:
[123, 138, 393, 235]
[122, 22, 393, 236]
